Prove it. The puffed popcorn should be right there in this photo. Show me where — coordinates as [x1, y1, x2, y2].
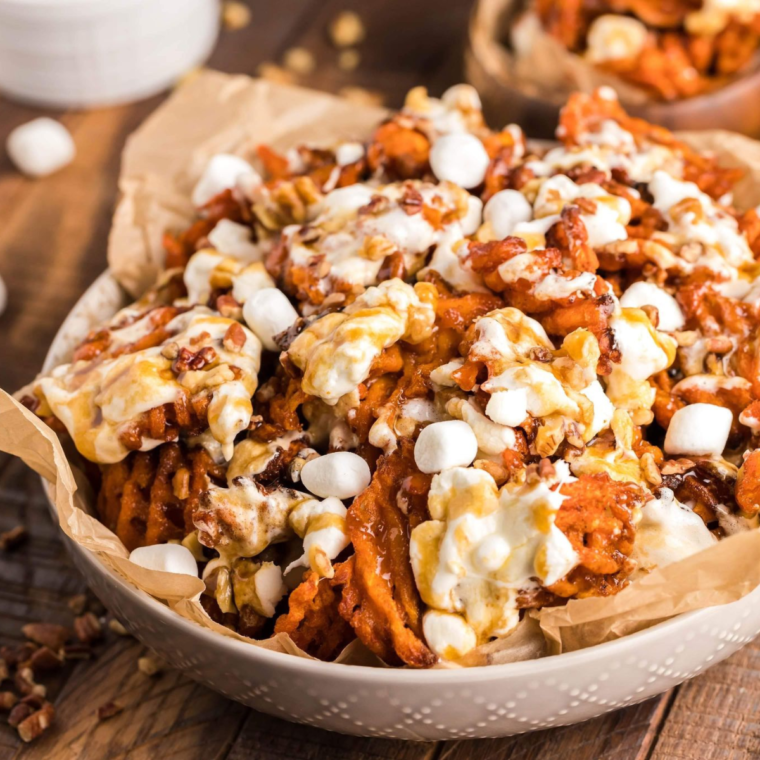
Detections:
[129, 544, 199, 577]
[485, 389, 528, 427]
[620, 281, 685, 332]
[7, 118, 75, 178]
[429, 133, 490, 189]
[664, 403, 733, 458]
[414, 420, 479, 474]
[483, 189, 533, 240]
[192, 153, 260, 207]
[300, 451, 372, 499]
[243, 288, 299, 351]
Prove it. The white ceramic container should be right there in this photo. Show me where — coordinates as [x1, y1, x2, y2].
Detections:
[0, 0, 220, 108]
[40, 271, 760, 740]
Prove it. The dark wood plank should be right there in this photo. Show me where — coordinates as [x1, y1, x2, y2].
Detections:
[437, 693, 675, 760]
[228, 709, 438, 760]
[649, 639, 760, 759]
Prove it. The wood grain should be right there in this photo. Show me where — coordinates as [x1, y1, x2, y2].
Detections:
[0, 0, 758, 757]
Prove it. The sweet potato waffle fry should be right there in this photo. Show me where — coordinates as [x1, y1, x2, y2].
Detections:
[23, 81, 760, 666]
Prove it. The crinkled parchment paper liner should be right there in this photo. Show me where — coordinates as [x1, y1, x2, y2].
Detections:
[466, 0, 760, 138]
[3, 69, 760, 667]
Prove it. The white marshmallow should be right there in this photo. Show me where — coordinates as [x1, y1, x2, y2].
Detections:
[586, 14, 648, 63]
[321, 183, 376, 215]
[429, 134, 490, 189]
[129, 544, 198, 577]
[208, 219, 261, 262]
[300, 452, 372, 500]
[483, 189, 533, 240]
[664, 403, 732, 458]
[252, 562, 287, 617]
[620, 281, 685, 332]
[485, 389, 528, 427]
[7, 118, 75, 178]
[335, 141, 365, 166]
[422, 610, 477, 661]
[414, 420, 479, 474]
[243, 288, 299, 351]
[461, 195, 484, 236]
[192, 154, 259, 207]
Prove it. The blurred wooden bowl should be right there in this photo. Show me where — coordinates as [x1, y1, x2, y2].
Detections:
[466, 0, 760, 138]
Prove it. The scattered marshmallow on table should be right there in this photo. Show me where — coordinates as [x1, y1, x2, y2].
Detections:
[129, 544, 199, 577]
[664, 403, 732, 458]
[6, 118, 75, 178]
[242, 288, 299, 351]
[483, 189, 533, 240]
[620, 281, 685, 332]
[429, 133, 490, 189]
[192, 153, 260, 207]
[414, 420, 479, 474]
[300, 451, 372, 499]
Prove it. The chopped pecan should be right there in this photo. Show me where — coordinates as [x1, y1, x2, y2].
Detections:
[63, 644, 94, 660]
[8, 702, 34, 728]
[216, 294, 243, 320]
[137, 654, 164, 676]
[223, 322, 246, 353]
[74, 613, 103, 645]
[0, 692, 18, 711]
[97, 701, 124, 721]
[67, 594, 87, 616]
[14, 668, 45, 697]
[108, 619, 130, 637]
[17, 702, 55, 743]
[22, 623, 69, 651]
[172, 346, 218, 373]
[27, 647, 63, 674]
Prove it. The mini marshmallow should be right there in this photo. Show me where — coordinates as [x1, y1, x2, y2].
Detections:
[461, 195, 483, 236]
[485, 389, 528, 427]
[414, 420, 478, 474]
[243, 288, 299, 351]
[664, 403, 732, 458]
[300, 452, 372, 500]
[192, 154, 259, 207]
[483, 189, 533, 240]
[429, 133, 490, 189]
[208, 219, 261, 262]
[322, 183, 376, 215]
[422, 610, 477, 660]
[252, 562, 287, 617]
[620, 281, 685, 332]
[129, 544, 198, 577]
[7, 118, 75, 178]
[335, 141, 365, 166]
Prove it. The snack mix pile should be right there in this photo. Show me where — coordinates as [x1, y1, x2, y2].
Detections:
[520, 0, 760, 100]
[19, 83, 760, 666]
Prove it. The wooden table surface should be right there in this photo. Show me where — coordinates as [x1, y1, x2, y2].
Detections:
[1, 1, 759, 757]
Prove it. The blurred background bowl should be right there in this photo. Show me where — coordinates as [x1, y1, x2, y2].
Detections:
[0, 0, 220, 109]
[466, 0, 760, 138]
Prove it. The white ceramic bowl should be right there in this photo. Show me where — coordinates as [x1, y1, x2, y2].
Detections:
[41, 271, 760, 740]
[0, 0, 220, 108]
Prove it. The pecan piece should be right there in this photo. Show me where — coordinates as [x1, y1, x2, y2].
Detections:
[0, 692, 17, 711]
[28, 647, 63, 674]
[172, 346, 218, 373]
[67, 594, 88, 616]
[17, 702, 55, 743]
[97, 701, 124, 721]
[22, 623, 69, 651]
[14, 668, 45, 698]
[74, 613, 103, 645]
[223, 322, 246, 353]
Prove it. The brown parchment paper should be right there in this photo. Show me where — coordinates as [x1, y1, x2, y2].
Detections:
[4, 69, 760, 668]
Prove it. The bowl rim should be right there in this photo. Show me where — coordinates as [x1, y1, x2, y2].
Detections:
[42, 268, 735, 682]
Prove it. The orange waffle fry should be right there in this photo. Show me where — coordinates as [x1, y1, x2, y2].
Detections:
[736, 450, 760, 516]
[98, 444, 225, 551]
[333, 441, 436, 667]
[549, 472, 645, 597]
[274, 564, 356, 660]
